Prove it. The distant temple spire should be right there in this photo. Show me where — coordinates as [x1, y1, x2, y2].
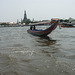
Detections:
[17, 19, 19, 24]
[23, 10, 27, 23]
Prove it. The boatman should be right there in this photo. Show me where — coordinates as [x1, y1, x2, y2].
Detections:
[30, 25, 36, 30]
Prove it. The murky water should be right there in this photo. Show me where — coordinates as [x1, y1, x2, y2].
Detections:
[0, 26, 75, 75]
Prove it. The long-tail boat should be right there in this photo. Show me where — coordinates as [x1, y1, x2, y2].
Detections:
[27, 20, 59, 37]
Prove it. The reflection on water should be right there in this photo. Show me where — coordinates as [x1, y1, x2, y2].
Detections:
[35, 36, 58, 57]
[0, 27, 75, 75]
[36, 36, 56, 46]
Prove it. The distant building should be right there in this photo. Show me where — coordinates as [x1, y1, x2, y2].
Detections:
[51, 18, 59, 21]
[22, 10, 27, 23]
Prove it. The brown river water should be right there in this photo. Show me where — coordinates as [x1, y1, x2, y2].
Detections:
[0, 26, 75, 75]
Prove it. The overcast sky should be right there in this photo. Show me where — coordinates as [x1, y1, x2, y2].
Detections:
[0, 0, 75, 22]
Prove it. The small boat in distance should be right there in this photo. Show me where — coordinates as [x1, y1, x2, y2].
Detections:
[60, 23, 75, 28]
[27, 20, 59, 37]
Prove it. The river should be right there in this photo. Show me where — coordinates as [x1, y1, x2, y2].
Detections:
[0, 26, 75, 75]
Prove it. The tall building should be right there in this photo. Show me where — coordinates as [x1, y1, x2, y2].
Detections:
[23, 10, 27, 23]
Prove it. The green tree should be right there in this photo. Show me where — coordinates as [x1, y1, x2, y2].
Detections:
[64, 19, 69, 22]
[1, 23, 9, 27]
[25, 19, 31, 25]
[59, 19, 64, 22]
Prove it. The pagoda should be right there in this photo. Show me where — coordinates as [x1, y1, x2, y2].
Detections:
[22, 10, 27, 23]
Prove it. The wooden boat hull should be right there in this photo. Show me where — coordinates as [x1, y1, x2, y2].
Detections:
[27, 20, 58, 37]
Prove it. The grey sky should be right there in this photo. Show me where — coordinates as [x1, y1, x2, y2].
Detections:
[0, 0, 75, 22]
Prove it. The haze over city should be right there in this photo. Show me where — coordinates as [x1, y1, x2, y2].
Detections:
[0, 0, 75, 22]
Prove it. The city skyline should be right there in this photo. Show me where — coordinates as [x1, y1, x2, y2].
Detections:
[0, 0, 75, 22]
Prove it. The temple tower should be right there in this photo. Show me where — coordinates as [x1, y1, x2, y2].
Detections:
[23, 10, 27, 23]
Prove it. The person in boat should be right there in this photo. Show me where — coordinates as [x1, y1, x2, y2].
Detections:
[30, 25, 36, 30]
[34, 25, 36, 30]
[30, 26, 33, 30]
